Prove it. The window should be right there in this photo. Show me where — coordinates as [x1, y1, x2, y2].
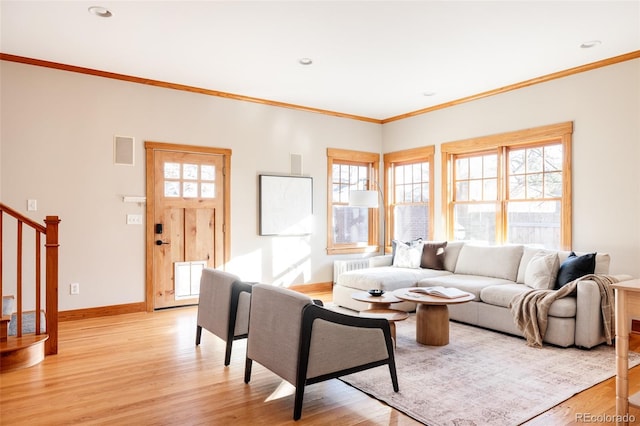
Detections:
[384, 146, 435, 250]
[327, 148, 380, 254]
[441, 122, 572, 249]
[163, 162, 216, 199]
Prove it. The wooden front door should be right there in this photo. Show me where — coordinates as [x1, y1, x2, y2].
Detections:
[145, 142, 231, 310]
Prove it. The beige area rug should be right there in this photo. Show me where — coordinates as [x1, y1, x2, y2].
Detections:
[340, 315, 640, 426]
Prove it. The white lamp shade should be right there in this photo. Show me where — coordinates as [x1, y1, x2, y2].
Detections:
[349, 190, 379, 208]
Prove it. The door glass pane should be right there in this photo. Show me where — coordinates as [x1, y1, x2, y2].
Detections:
[183, 182, 198, 198]
[183, 164, 198, 180]
[164, 162, 180, 179]
[164, 181, 180, 197]
[201, 165, 215, 181]
[201, 183, 215, 198]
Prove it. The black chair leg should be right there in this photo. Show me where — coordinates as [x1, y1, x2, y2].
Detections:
[224, 340, 233, 366]
[293, 385, 305, 420]
[195, 325, 202, 345]
[244, 358, 253, 383]
[389, 362, 399, 392]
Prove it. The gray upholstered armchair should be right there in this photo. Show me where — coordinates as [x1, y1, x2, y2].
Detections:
[195, 269, 253, 366]
[244, 284, 398, 420]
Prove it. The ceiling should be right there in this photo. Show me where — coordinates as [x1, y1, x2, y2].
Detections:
[1, 1, 639, 121]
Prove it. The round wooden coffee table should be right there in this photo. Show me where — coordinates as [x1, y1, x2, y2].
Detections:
[393, 288, 475, 346]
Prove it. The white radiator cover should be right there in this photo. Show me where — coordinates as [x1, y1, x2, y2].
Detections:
[333, 259, 370, 284]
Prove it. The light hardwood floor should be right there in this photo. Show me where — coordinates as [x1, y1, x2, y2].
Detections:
[2, 291, 640, 425]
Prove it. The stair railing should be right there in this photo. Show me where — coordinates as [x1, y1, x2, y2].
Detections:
[0, 203, 60, 355]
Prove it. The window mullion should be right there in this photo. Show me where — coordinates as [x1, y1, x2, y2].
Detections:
[498, 146, 507, 244]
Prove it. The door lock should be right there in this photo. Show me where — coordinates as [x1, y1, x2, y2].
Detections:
[155, 240, 170, 246]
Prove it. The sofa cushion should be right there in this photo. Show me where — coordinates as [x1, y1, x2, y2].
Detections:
[480, 284, 576, 317]
[480, 284, 531, 308]
[418, 274, 514, 300]
[420, 241, 447, 270]
[548, 297, 577, 318]
[393, 240, 423, 268]
[454, 244, 524, 281]
[524, 251, 559, 289]
[517, 246, 552, 283]
[555, 252, 596, 289]
[339, 266, 451, 292]
[444, 241, 465, 272]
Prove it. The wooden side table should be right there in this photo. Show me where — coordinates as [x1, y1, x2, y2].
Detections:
[613, 278, 640, 425]
[351, 291, 408, 347]
[358, 309, 409, 347]
[351, 291, 403, 310]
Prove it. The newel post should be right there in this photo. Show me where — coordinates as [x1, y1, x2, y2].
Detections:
[44, 216, 60, 355]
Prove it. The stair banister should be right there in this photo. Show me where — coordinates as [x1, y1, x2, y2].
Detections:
[0, 203, 59, 355]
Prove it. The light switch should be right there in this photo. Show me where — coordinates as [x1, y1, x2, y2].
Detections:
[27, 199, 37, 211]
[127, 214, 143, 225]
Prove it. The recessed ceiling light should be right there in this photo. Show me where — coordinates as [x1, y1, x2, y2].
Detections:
[422, 91, 437, 97]
[298, 58, 313, 66]
[88, 6, 112, 18]
[580, 40, 601, 49]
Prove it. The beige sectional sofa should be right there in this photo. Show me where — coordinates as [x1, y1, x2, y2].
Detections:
[332, 242, 632, 348]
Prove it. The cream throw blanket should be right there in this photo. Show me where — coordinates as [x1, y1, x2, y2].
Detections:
[510, 274, 618, 347]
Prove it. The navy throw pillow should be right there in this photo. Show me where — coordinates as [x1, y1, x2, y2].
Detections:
[555, 251, 596, 289]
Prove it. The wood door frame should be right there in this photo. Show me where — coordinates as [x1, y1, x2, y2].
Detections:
[144, 142, 232, 312]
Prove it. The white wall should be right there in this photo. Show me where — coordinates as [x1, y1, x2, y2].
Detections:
[383, 58, 640, 277]
[2, 57, 639, 312]
[1, 61, 381, 310]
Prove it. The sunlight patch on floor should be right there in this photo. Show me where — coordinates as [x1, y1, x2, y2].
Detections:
[265, 380, 295, 402]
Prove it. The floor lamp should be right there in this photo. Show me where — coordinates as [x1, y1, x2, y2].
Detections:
[349, 188, 385, 255]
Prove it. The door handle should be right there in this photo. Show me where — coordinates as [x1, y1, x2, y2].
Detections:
[155, 240, 170, 246]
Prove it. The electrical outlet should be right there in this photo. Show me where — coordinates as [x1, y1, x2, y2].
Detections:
[70, 283, 80, 295]
[126, 214, 143, 225]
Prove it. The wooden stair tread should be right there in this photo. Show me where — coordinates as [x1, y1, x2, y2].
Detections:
[0, 335, 49, 353]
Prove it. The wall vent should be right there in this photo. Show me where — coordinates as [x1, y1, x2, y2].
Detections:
[114, 135, 135, 166]
[290, 153, 303, 176]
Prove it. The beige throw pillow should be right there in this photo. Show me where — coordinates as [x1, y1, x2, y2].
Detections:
[524, 252, 560, 289]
